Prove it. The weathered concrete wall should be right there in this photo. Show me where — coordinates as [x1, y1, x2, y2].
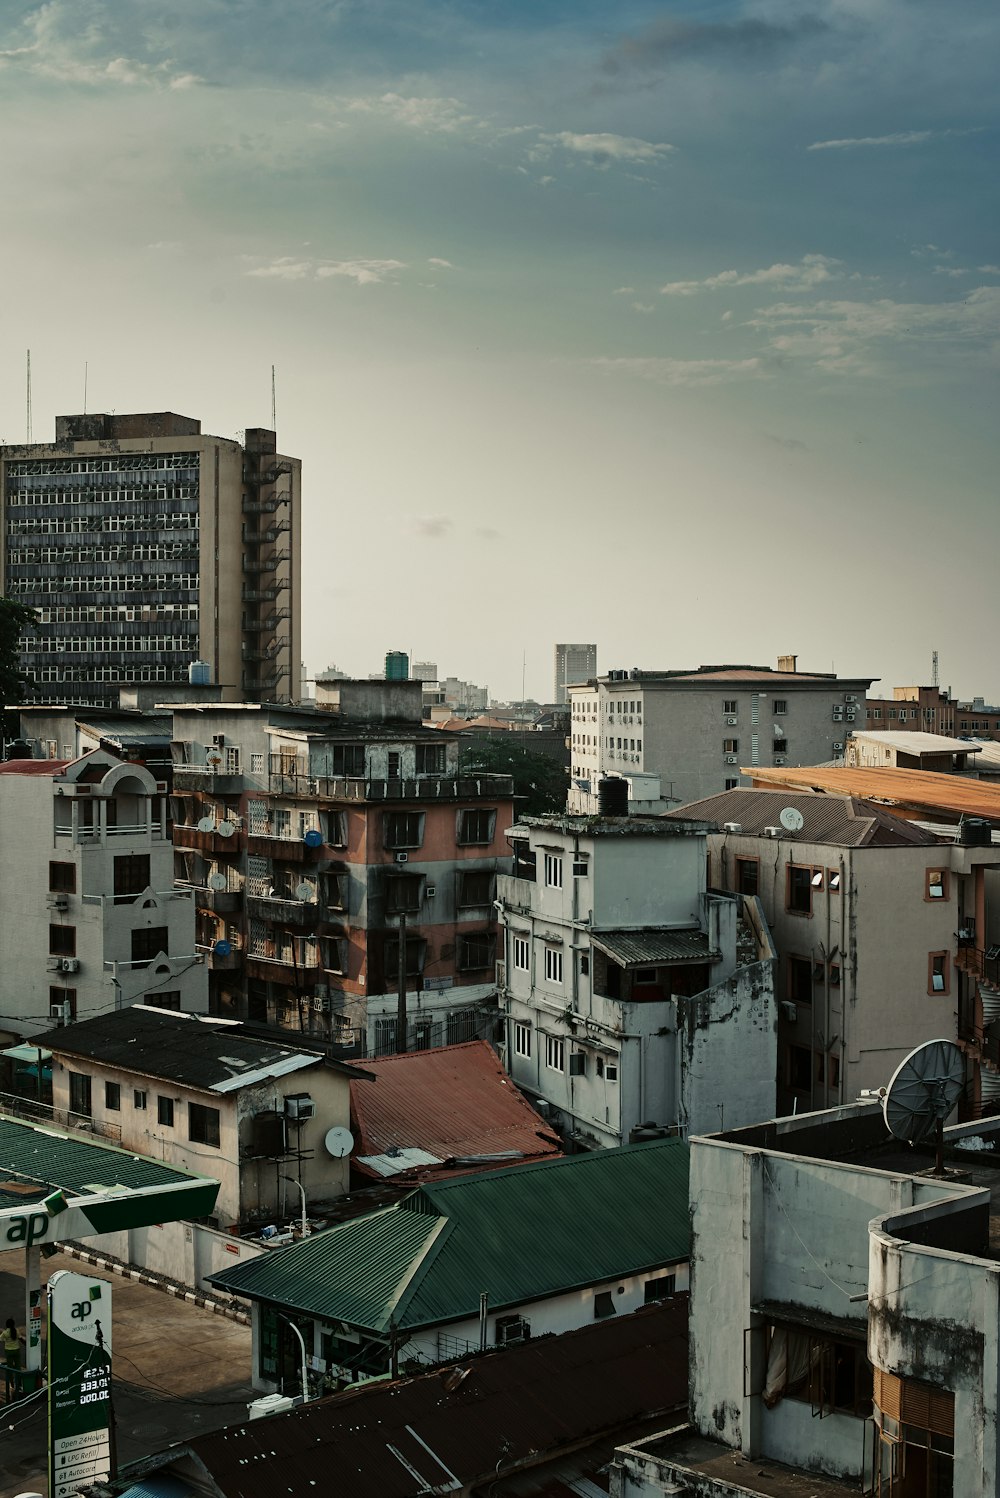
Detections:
[680, 958, 776, 1136]
[80, 1217, 266, 1294]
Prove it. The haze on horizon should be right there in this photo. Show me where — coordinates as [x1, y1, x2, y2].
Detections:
[0, 0, 996, 703]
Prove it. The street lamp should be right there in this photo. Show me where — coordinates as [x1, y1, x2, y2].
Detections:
[279, 1314, 310, 1404]
[280, 1174, 308, 1238]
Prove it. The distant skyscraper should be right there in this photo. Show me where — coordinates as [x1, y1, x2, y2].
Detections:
[554, 643, 597, 705]
[0, 412, 301, 707]
[411, 659, 438, 683]
[385, 650, 410, 681]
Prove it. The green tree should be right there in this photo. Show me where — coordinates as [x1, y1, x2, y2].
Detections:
[459, 735, 568, 816]
[0, 597, 38, 720]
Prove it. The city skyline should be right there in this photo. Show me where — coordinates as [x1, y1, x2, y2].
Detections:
[0, 0, 996, 702]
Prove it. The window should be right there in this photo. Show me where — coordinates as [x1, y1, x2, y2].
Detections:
[634, 968, 656, 985]
[458, 809, 495, 846]
[543, 853, 564, 889]
[773, 699, 787, 715]
[416, 743, 447, 774]
[545, 1034, 565, 1071]
[762, 1322, 870, 1417]
[114, 854, 151, 899]
[250, 752, 264, 775]
[811, 869, 824, 890]
[828, 870, 841, 891]
[514, 1022, 531, 1058]
[644, 1275, 676, 1303]
[926, 869, 949, 901]
[49, 925, 76, 957]
[786, 865, 813, 915]
[459, 870, 494, 906]
[158, 1096, 175, 1127]
[512, 934, 530, 971]
[48, 986, 76, 1020]
[131, 927, 168, 965]
[383, 936, 425, 977]
[69, 1073, 92, 1118]
[572, 858, 588, 877]
[735, 857, 759, 896]
[580, 952, 590, 976]
[104, 1081, 121, 1111]
[788, 956, 813, 1005]
[374, 1017, 398, 1056]
[725, 778, 739, 790]
[773, 738, 788, 754]
[723, 700, 738, 714]
[147, 991, 181, 1011]
[384, 812, 423, 850]
[788, 1045, 812, 1092]
[593, 1290, 616, 1320]
[723, 738, 739, 754]
[189, 1102, 221, 1147]
[928, 952, 949, 995]
[331, 744, 365, 777]
[134, 1089, 147, 1111]
[459, 931, 495, 971]
[224, 746, 241, 774]
[49, 862, 76, 893]
[386, 874, 422, 914]
[544, 947, 563, 984]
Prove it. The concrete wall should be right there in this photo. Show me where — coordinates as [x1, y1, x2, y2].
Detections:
[82, 1217, 266, 1294]
[680, 957, 776, 1137]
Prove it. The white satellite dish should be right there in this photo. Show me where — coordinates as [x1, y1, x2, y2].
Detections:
[208, 873, 228, 891]
[197, 816, 216, 833]
[779, 806, 805, 832]
[217, 820, 237, 838]
[294, 882, 314, 902]
[883, 1038, 965, 1174]
[206, 751, 223, 770]
[324, 1126, 354, 1159]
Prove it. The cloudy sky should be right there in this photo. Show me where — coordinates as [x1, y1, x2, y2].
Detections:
[1, 0, 997, 701]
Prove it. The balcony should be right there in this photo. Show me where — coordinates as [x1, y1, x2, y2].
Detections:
[55, 821, 165, 844]
[955, 945, 1000, 986]
[245, 893, 322, 930]
[173, 766, 245, 794]
[497, 875, 536, 914]
[188, 884, 242, 915]
[175, 824, 241, 855]
[266, 773, 514, 803]
[196, 940, 244, 972]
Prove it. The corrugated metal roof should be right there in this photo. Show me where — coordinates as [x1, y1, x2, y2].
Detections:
[851, 730, 978, 755]
[666, 788, 938, 847]
[0, 1115, 201, 1210]
[357, 1147, 444, 1178]
[590, 928, 717, 966]
[0, 759, 69, 775]
[209, 1138, 689, 1331]
[746, 765, 1000, 824]
[178, 1297, 688, 1498]
[350, 1040, 560, 1180]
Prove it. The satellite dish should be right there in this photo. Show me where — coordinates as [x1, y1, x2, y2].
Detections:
[206, 751, 223, 770]
[214, 939, 232, 958]
[779, 806, 805, 832]
[303, 828, 324, 848]
[217, 820, 237, 838]
[197, 816, 216, 833]
[324, 1126, 354, 1158]
[208, 873, 228, 891]
[295, 882, 314, 902]
[883, 1038, 965, 1174]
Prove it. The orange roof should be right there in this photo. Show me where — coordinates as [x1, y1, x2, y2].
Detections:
[0, 759, 69, 775]
[350, 1040, 560, 1182]
[746, 765, 1000, 823]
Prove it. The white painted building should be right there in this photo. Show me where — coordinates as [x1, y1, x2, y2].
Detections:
[568, 657, 875, 813]
[496, 814, 777, 1146]
[0, 749, 205, 1036]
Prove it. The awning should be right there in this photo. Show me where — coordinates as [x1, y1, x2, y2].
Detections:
[591, 929, 719, 968]
[1, 1044, 53, 1064]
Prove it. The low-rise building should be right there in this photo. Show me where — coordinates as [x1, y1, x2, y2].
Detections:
[209, 1137, 690, 1390]
[0, 749, 205, 1036]
[845, 729, 979, 773]
[497, 814, 776, 1146]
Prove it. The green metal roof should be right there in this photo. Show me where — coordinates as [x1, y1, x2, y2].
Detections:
[209, 1138, 689, 1332]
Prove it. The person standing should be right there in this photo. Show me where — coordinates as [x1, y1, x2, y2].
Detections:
[3, 1318, 24, 1403]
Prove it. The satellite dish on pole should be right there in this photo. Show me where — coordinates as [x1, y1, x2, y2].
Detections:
[883, 1038, 965, 1175]
[779, 806, 805, 833]
[324, 1126, 354, 1158]
[208, 873, 228, 891]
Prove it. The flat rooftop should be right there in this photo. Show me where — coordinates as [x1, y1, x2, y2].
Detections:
[620, 1428, 857, 1496]
[512, 813, 713, 837]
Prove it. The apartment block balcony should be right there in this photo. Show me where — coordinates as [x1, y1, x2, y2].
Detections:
[241, 548, 290, 574]
[266, 772, 514, 803]
[196, 939, 244, 972]
[173, 766, 245, 794]
[189, 884, 242, 915]
[245, 893, 323, 930]
[174, 824, 240, 855]
[496, 874, 536, 914]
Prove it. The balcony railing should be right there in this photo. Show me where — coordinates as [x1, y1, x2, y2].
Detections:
[0, 1091, 122, 1144]
[266, 773, 514, 803]
[955, 945, 1000, 985]
[55, 822, 165, 842]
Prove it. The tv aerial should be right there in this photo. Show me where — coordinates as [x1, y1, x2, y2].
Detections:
[883, 1038, 965, 1175]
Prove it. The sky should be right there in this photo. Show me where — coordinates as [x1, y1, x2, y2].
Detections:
[0, 0, 997, 703]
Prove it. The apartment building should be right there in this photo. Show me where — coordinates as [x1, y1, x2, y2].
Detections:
[496, 814, 777, 1146]
[864, 684, 1000, 742]
[168, 687, 514, 1056]
[665, 787, 1000, 1114]
[0, 413, 301, 707]
[568, 656, 875, 812]
[554, 643, 597, 706]
[0, 749, 205, 1037]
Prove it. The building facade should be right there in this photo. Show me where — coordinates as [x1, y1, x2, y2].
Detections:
[568, 657, 875, 812]
[0, 749, 205, 1037]
[0, 413, 301, 707]
[554, 643, 597, 706]
[496, 814, 777, 1146]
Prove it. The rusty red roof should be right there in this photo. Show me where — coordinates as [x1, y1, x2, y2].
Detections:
[175, 1298, 688, 1498]
[351, 1040, 560, 1182]
[0, 759, 69, 775]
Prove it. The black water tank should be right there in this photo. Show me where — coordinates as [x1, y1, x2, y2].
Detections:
[598, 777, 629, 817]
[250, 1110, 287, 1157]
[960, 818, 993, 847]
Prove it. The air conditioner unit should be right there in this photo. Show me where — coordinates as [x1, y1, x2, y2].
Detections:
[845, 712, 856, 723]
[47, 894, 68, 911]
[49, 1001, 71, 1025]
[832, 709, 844, 720]
[833, 742, 844, 753]
[60, 958, 80, 973]
[425, 884, 436, 898]
[394, 851, 408, 863]
[722, 822, 742, 833]
[844, 694, 858, 703]
[774, 756, 787, 766]
[726, 716, 738, 725]
[46, 957, 62, 972]
[725, 755, 738, 764]
[285, 1093, 316, 1121]
[763, 826, 781, 837]
[495, 1315, 530, 1346]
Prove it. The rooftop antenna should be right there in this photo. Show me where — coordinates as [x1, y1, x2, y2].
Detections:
[521, 650, 526, 706]
[271, 365, 276, 430]
[883, 1038, 965, 1176]
[26, 349, 32, 442]
[84, 360, 88, 415]
[932, 649, 939, 689]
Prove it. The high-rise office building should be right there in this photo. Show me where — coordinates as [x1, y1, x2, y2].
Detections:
[554, 643, 597, 705]
[0, 413, 301, 707]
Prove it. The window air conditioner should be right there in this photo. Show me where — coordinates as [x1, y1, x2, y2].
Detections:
[495, 1315, 530, 1346]
[285, 1094, 316, 1121]
[47, 894, 68, 911]
[50, 1002, 71, 1024]
[425, 884, 436, 897]
[394, 852, 408, 864]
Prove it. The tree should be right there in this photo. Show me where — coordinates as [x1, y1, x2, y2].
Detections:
[0, 597, 38, 721]
[459, 734, 568, 816]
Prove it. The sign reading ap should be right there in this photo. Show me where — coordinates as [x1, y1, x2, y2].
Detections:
[48, 1270, 113, 1498]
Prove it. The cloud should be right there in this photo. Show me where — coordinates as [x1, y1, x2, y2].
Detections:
[808, 129, 980, 151]
[602, 15, 827, 75]
[412, 515, 452, 538]
[979, 265, 1000, 275]
[428, 258, 453, 269]
[347, 93, 479, 135]
[590, 356, 763, 387]
[661, 254, 840, 296]
[245, 255, 405, 286]
[933, 266, 969, 278]
[612, 287, 636, 296]
[538, 132, 675, 168]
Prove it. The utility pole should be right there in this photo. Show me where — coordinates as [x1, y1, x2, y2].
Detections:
[396, 911, 408, 1053]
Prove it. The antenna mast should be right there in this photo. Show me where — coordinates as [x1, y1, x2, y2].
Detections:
[271, 365, 276, 430]
[932, 649, 939, 688]
[84, 361, 88, 415]
[26, 349, 32, 442]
